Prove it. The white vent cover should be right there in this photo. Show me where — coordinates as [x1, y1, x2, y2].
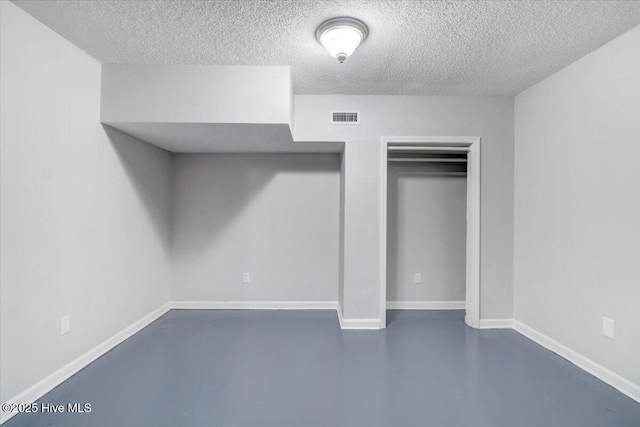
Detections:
[331, 110, 360, 124]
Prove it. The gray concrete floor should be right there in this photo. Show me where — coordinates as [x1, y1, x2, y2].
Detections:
[5, 310, 640, 426]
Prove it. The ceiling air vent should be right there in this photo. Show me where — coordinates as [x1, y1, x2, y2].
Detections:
[331, 110, 360, 124]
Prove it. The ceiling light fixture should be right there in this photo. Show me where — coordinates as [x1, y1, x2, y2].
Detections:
[315, 17, 368, 63]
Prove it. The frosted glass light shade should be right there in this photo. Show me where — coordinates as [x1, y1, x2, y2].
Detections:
[316, 18, 368, 63]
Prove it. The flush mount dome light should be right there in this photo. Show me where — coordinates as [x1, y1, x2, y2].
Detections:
[316, 17, 368, 63]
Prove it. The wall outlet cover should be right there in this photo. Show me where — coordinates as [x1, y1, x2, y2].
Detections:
[414, 273, 422, 284]
[242, 272, 250, 284]
[602, 317, 615, 339]
[60, 315, 70, 335]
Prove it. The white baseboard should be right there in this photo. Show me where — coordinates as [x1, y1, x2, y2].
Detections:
[0, 303, 170, 425]
[171, 300, 379, 330]
[169, 301, 338, 310]
[340, 318, 381, 329]
[478, 318, 514, 329]
[513, 320, 640, 403]
[387, 301, 466, 310]
[335, 302, 380, 329]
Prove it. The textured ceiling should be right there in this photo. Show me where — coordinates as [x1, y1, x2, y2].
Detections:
[12, 0, 640, 96]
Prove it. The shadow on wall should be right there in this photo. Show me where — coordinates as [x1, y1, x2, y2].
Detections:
[171, 153, 341, 258]
[102, 124, 172, 254]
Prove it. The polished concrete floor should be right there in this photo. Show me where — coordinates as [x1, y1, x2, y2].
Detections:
[5, 310, 639, 426]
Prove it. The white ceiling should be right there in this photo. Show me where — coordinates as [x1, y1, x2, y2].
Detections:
[13, 0, 640, 96]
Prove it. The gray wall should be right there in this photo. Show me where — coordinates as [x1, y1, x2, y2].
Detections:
[171, 154, 340, 302]
[514, 25, 640, 386]
[0, 2, 172, 403]
[387, 163, 467, 302]
[294, 95, 514, 319]
[338, 152, 346, 310]
[340, 141, 384, 319]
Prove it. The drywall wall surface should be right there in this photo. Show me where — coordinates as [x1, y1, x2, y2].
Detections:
[294, 95, 513, 143]
[341, 141, 384, 319]
[171, 154, 340, 302]
[338, 152, 346, 311]
[101, 64, 292, 126]
[387, 163, 467, 302]
[514, 25, 640, 386]
[294, 95, 514, 319]
[0, 2, 172, 403]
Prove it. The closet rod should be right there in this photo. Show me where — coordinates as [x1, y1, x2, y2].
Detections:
[388, 146, 469, 152]
[399, 172, 467, 176]
[388, 158, 467, 163]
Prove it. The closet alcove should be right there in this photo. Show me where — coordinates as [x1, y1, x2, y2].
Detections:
[385, 145, 468, 320]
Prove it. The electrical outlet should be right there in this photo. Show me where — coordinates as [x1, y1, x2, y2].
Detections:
[602, 317, 614, 339]
[414, 273, 422, 284]
[60, 315, 70, 335]
[242, 272, 250, 284]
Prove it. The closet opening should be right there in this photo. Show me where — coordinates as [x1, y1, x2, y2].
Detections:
[379, 138, 481, 329]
